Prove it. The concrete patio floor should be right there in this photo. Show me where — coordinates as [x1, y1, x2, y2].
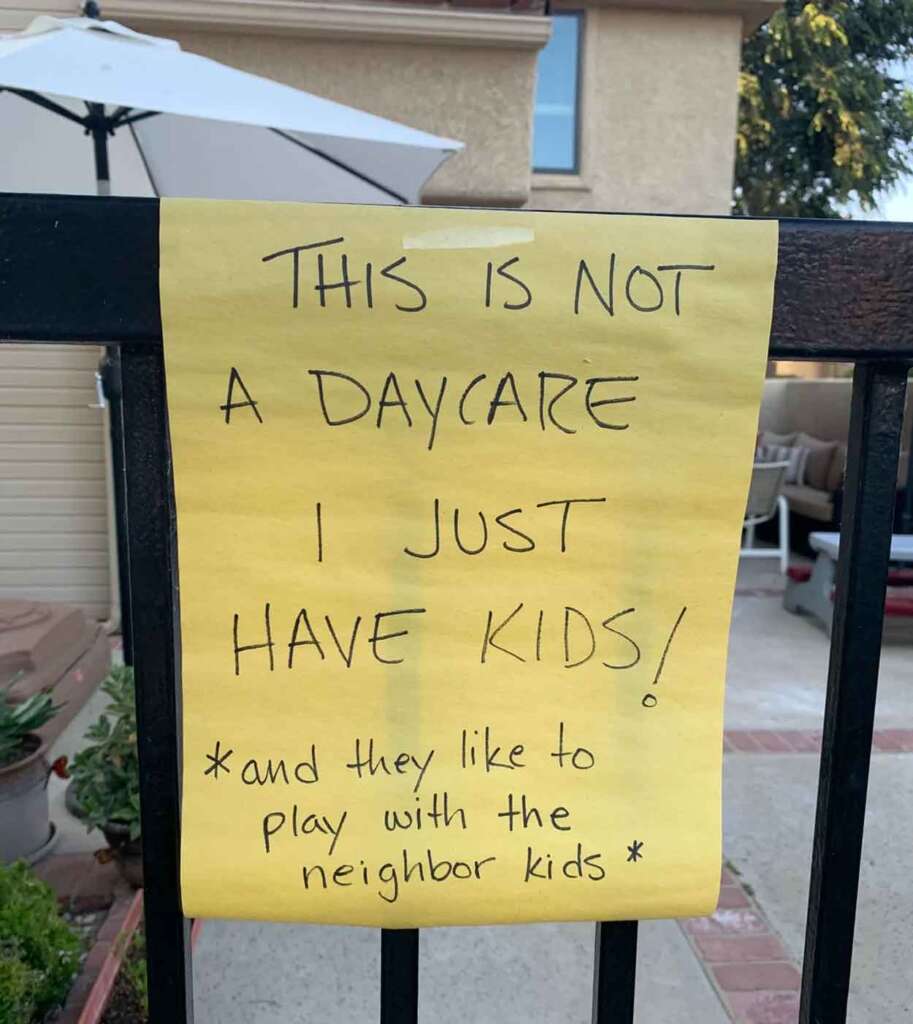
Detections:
[721, 560, 913, 1023]
[47, 559, 912, 1022]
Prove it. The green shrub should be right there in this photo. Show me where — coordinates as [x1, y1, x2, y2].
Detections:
[0, 862, 81, 1022]
[0, 945, 37, 1023]
[70, 667, 141, 840]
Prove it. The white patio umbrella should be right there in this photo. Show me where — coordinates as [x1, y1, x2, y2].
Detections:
[0, 13, 461, 202]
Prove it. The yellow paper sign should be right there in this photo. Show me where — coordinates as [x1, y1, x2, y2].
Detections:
[160, 200, 777, 927]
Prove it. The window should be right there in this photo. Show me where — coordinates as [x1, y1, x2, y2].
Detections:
[532, 12, 581, 173]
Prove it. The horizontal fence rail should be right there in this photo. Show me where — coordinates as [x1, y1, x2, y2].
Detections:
[4, 192, 913, 359]
[0, 193, 909, 1024]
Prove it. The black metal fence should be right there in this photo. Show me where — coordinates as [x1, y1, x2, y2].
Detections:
[1, 193, 910, 1024]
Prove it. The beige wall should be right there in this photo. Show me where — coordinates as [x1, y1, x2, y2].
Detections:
[167, 29, 539, 207]
[0, 0, 68, 25]
[532, 4, 745, 215]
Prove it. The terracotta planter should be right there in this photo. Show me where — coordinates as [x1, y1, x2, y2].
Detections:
[101, 821, 143, 889]
[0, 733, 56, 864]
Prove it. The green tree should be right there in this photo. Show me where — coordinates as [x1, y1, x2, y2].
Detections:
[735, 1, 913, 217]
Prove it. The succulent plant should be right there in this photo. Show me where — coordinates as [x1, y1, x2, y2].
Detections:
[0, 677, 59, 767]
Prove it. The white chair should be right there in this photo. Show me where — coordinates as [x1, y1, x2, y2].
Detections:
[741, 461, 790, 573]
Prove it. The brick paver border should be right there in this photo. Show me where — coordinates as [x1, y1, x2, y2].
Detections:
[681, 865, 800, 1024]
[724, 728, 913, 753]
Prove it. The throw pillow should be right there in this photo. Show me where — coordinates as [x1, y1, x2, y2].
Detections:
[827, 444, 847, 494]
[757, 443, 809, 485]
[794, 432, 838, 491]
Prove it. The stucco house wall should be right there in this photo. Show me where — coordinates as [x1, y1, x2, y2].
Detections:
[531, 3, 756, 215]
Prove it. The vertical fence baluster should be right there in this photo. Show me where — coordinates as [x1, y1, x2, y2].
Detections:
[102, 346, 133, 664]
[381, 929, 419, 1023]
[800, 361, 909, 1024]
[121, 345, 194, 1023]
[592, 921, 637, 1022]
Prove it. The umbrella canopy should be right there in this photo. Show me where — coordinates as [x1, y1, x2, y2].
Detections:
[0, 15, 462, 202]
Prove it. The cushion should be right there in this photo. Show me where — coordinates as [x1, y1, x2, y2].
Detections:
[757, 443, 808, 484]
[884, 594, 913, 617]
[760, 430, 797, 448]
[827, 444, 846, 494]
[795, 432, 838, 491]
[782, 483, 834, 521]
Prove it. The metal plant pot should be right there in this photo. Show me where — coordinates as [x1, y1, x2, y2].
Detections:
[0, 734, 54, 864]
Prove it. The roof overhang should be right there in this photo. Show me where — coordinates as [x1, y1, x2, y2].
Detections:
[575, 0, 781, 35]
[20, 1, 554, 50]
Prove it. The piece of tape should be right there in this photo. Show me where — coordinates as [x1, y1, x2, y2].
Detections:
[403, 227, 535, 251]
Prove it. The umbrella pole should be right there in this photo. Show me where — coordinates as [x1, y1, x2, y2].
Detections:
[87, 94, 129, 655]
[89, 105, 111, 196]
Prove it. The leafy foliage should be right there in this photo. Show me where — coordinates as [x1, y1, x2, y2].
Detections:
[0, 677, 59, 767]
[0, 949, 35, 1024]
[122, 929, 148, 1016]
[736, 1, 913, 216]
[70, 667, 141, 840]
[0, 861, 81, 1022]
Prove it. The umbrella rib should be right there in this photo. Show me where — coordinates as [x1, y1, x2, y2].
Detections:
[2, 88, 89, 128]
[127, 121, 161, 197]
[271, 127, 410, 205]
[115, 110, 160, 129]
[108, 105, 132, 125]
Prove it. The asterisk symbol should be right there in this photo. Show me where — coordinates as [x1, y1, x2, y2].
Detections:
[626, 840, 644, 863]
[204, 740, 233, 779]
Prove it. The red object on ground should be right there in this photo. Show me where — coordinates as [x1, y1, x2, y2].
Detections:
[884, 595, 913, 616]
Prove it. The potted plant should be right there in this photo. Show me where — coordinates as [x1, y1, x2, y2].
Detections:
[70, 667, 143, 887]
[0, 679, 63, 864]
